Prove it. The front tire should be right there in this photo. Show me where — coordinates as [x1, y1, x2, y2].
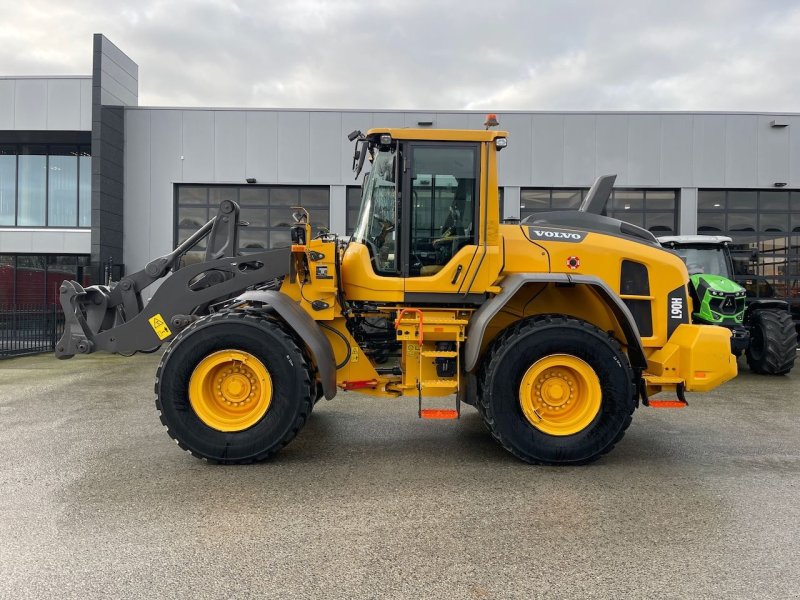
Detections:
[479, 315, 637, 465]
[745, 310, 797, 375]
[155, 311, 313, 464]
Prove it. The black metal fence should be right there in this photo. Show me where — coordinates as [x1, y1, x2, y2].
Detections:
[0, 305, 64, 359]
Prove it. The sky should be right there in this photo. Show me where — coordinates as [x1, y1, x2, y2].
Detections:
[1, 0, 799, 112]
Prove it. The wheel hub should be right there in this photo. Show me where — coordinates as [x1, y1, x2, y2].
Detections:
[519, 354, 602, 436]
[189, 350, 273, 432]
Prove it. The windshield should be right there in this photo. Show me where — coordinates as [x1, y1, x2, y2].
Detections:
[673, 246, 732, 278]
[352, 148, 398, 273]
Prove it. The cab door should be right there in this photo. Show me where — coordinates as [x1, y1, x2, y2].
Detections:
[402, 142, 496, 301]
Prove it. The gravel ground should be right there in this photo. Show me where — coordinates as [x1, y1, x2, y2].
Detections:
[1, 351, 799, 599]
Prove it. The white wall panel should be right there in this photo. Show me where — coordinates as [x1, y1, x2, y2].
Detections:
[147, 110, 182, 260]
[181, 110, 214, 182]
[692, 114, 726, 187]
[531, 113, 565, 186]
[245, 111, 279, 184]
[628, 115, 661, 185]
[277, 112, 310, 183]
[79, 78, 92, 130]
[0, 80, 13, 129]
[563, 114, 596, 185]
[660, 114, 693, 186]
[13, 79, 47, 129]
[757, 116, 790, 186]
[124, 109, 151, 271]
[310, 111, 342, 183]
[788, 116, 800, 187]
[434, 113, 470, 130]
[214, 111, 246, 182]
[595, 114, 628, 184]
[497, 113, 532, 186]
[46, 79, 81, 130]
[339, 112, 373, 183]
[724, 115, 758, 187]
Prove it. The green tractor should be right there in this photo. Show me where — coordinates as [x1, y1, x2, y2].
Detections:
[658, 235, 797, 375]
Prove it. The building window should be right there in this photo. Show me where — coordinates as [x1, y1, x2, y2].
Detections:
[0, 254, 91, 309]
[175, 184, 331, 264]
[698, 189, 800, 304]
[518, 187, 677, 235]
[0, 144, 91, 228]
[346, 186, 362, 236]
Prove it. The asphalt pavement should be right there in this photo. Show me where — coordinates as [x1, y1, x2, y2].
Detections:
[1, 351, 799, 599]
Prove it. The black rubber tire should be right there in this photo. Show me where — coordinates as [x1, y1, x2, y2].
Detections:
[745, 310, 797, 375]
[155, 311, 313, 464]
[479, 315, 637, 465]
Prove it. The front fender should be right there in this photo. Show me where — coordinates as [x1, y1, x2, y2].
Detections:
[235, 290, 337, 400]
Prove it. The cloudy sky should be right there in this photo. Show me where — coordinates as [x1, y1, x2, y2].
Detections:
[2, 0, 799, 112]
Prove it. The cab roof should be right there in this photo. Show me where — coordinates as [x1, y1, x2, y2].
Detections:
[366, 127, 508, 142]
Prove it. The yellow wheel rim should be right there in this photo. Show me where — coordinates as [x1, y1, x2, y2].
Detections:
[188, 350, 272, 432]
[519, 354, 602, 436]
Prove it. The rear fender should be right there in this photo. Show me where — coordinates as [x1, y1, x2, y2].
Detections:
[464, 273, 647, 372]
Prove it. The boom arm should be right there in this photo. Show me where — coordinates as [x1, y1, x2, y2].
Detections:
[56, 200, 291, 358]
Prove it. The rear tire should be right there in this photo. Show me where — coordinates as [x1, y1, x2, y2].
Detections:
[155, 311, 313, 464]
[479, 315, 637, 465]
[745, 310, 797, 375]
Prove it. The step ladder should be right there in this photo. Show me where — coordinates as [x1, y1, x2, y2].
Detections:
[394, 308, 461, 420]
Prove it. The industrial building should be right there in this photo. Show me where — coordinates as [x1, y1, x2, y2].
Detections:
[1, 34, 798, 355]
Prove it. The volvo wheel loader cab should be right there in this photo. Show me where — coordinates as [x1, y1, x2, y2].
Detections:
[659, 235, 797, 375]
[56, 120, 737, 465]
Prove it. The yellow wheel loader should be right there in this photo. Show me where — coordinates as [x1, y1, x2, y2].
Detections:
[56, 118, 737, 464]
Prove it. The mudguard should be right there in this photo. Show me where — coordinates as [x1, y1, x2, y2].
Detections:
[464, 273, 647, 372]
[235, 290, 338, 400]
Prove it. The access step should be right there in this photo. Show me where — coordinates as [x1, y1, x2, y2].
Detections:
[420, 409, 459, 420]
[647, 399, 687, 409]
[420, 350, 458, 358]
[421, 379, 458, 389]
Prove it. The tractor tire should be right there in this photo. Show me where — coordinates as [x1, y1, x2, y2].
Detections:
[479, 315, 637, 465]
[745, 310, 797, 375]
[155, 311, 313, 464]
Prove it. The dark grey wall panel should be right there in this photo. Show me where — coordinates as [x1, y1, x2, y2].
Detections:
[214, 111, 246, 182]
[181, 110, 214, 182]
[91, 34, 138, 278]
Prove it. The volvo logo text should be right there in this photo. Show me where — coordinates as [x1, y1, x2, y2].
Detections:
[527, 227, 586, 243]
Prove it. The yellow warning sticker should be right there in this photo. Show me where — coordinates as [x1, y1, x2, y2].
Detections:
[148, 313, 172, 340]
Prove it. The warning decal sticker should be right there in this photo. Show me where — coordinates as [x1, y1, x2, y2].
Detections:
[148, 313, 172, 340]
